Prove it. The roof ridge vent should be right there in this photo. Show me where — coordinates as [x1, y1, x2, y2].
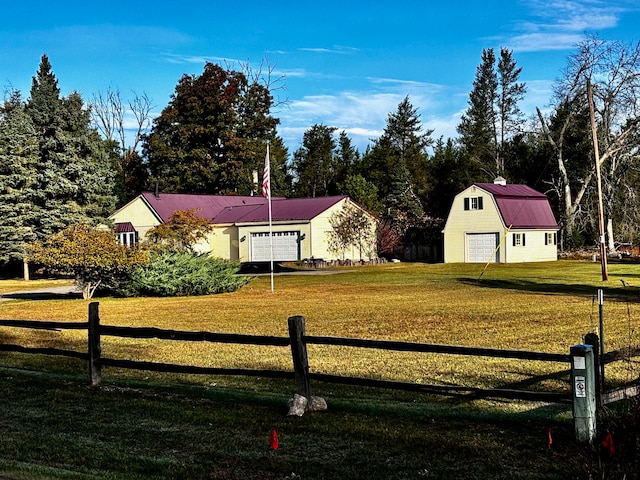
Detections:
[494, 176, 507, 186]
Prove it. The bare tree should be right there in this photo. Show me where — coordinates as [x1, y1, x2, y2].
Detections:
[537, 35, 640, 251]
[90, 88, 153, 201]
[90, 87, 153, 154]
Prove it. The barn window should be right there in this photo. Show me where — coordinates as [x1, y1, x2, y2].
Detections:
[545, 232, 557, 245]
[464, 196, 484, 211]
[512, 233, 526, 247]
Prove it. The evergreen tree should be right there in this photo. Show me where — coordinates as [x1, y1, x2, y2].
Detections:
[457, 48, 497, 175]
[292, 124, 337, 197]
[425, 138, 482, 219]
[339, 174, 381, 214]
[497, 48, 526, 173]
[458, 48, 526, 177]
[0, 92, 39, 265]
[362, 97, 431, 218]
[26, 54, 117, 239]
[334, 130, 359, 188]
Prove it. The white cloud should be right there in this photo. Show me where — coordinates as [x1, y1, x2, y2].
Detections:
[298, 46, 359, 55]
[505, 0, 627, 52]
[278, 79, 468, 153]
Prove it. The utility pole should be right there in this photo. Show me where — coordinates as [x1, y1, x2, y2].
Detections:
[587, 79, 608, 281]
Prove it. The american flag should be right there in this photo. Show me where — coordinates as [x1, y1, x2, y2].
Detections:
[262, 148, 270, 199]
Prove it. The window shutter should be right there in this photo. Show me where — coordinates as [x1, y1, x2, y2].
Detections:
[554, 232, 557, 245]
[545, 233, 548, 245]
[522, 234, 526, 246]
[512, 234, 516, 246]
[478, 197, 483, 210]
[464, 198, 469, 210]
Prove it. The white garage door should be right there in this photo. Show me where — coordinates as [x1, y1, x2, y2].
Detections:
[467, 233, 499, 263]
[251, 231, 300, 262]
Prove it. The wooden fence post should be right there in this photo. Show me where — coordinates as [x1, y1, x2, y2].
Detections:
[88, 302, 102, 386]
[288, 315, 311, 400]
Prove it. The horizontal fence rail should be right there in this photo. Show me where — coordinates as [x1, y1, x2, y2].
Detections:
[0, 302, 637, 411]
[305, 335, 571, 362]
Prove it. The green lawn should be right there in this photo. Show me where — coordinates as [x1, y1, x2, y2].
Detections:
[0, 260, 637, 478]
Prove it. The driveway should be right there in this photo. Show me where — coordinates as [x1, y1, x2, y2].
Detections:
[0, 285, 81, 302]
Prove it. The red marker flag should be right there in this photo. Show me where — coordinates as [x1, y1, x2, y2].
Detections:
[602, 432, 615, 454]
[547, 427, 553, 448]
[269, 429, 279, 450]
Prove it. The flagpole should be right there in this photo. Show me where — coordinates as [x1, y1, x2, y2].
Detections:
[263, 142, 274, 292]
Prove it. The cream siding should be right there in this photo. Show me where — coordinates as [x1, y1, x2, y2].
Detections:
[443, 186, 504, 263]
[443, 185, 558, 263]
[108, 194, 377, 262]
[109, 197, 161, 240]
[504, 230, 558, 263]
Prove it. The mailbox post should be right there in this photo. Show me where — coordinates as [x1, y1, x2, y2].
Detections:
[570, 344, 597, 444]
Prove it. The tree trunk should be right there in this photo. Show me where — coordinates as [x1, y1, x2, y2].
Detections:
[23, 260, 30, 281]
[607, 218, 616, 253]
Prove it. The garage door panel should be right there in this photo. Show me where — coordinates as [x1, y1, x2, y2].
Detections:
[467, 233, 499, 263]
[251, 231, 300, 262]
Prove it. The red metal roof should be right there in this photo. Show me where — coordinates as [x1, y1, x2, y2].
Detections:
[139, 192, 348, 225]
[140, 192, 265, 222]
[475, 183, 558, 229]
[114, 222, 136, 233]
[213, 196, 348, 224]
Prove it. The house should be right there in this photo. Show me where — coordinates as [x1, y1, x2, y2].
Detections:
[442, 178, 559, 263]
[108, 192, 377, 262]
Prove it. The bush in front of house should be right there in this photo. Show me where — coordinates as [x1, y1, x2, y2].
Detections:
[118, 250, 250, 297]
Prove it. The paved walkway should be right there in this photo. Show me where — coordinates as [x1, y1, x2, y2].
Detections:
[0, 285, 81, 302]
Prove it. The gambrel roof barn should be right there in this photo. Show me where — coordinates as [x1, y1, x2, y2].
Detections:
[443, 178, 559, 263]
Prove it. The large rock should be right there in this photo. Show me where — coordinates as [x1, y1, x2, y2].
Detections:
[287, 394, 327, 416]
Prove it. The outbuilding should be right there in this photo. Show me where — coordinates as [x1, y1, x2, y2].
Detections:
[443, 178, 559, 263]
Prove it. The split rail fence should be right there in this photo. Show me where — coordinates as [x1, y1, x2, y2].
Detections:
[0, 302, 637, 411]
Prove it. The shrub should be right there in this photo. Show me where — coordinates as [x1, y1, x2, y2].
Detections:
[120, 250, 251, 297]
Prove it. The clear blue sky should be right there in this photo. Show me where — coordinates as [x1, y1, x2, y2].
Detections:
[2, 1, 639, 153]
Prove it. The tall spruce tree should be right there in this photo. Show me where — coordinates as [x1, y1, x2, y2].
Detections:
[292, 124, 337, 197]
[0, 92, 39, 266]
[458, 48, 526, 177]
[26, 54, 117, 239]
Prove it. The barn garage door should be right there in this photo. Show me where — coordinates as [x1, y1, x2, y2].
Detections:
[250, 231, 300, 262]
[467, 233, 499, 263]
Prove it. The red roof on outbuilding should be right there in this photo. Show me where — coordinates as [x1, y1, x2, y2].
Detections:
[475, 183, 558, 229]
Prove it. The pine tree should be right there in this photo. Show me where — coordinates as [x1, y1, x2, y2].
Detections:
[458, 48, 526, 177]
[292, 124, 337, 197]
[457, 48, 498, 175]
[0, 92, 39, 265]
[26, 54, 117, 239]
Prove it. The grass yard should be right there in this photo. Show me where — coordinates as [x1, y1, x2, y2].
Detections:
[0, 260, 638, 478]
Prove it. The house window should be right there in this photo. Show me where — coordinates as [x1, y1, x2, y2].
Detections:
[114, 222, 138, 247]
[118, 231, 138, 247]
[512, 233, 526, 247]
[545, 232, 557, 245]
[464, 196, 484, 211]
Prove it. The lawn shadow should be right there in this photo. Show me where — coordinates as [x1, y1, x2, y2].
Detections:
[459, 277, 640, 303]
[0, 291, 82, 302]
